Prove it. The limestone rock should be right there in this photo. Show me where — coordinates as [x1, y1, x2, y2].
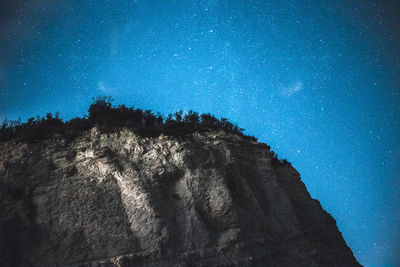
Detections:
[0, 127, 361, 266]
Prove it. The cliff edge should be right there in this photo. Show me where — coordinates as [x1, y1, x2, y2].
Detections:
[0, 127, 361, 266]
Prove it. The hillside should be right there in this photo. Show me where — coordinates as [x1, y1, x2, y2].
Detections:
[0, 100, 361, 266]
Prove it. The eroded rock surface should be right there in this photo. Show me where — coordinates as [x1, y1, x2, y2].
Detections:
[0, 128, 361, 266]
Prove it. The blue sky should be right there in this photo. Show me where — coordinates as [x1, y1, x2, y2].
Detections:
[0, 1, 399, 265]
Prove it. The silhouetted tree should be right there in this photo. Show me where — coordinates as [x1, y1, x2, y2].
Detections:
[155, 112, 163, 126]
[184, 110, 200, 124]
[200, 113, 218, 127]
[88, 96, 113, 124]
[143, 110, 156, 127]
[0, 120, 13, 141]
[174, 111, 183, 124]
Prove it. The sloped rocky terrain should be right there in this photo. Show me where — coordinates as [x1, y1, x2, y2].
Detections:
[0, 127, 361, 266]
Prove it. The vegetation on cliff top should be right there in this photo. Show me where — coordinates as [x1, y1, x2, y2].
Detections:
[0, 96, 290, 166]
[0, 96, 249, 141]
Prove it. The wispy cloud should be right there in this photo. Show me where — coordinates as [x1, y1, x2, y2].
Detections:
[97, 81, 109, 92]
[280, 81, 303, 97]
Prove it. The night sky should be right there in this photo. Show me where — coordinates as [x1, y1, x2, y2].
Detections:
[1, 1, 399, 266]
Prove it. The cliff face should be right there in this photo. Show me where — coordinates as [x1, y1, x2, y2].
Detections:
[0, 127, 361, 267]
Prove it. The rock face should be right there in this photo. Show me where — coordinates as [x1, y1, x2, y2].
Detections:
[0, 127, 361, 266]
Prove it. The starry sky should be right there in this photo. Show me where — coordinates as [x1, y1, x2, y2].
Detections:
[0, 0, 399, 266]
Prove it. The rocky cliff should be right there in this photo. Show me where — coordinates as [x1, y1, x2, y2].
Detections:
[0, 127, 361, 266]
